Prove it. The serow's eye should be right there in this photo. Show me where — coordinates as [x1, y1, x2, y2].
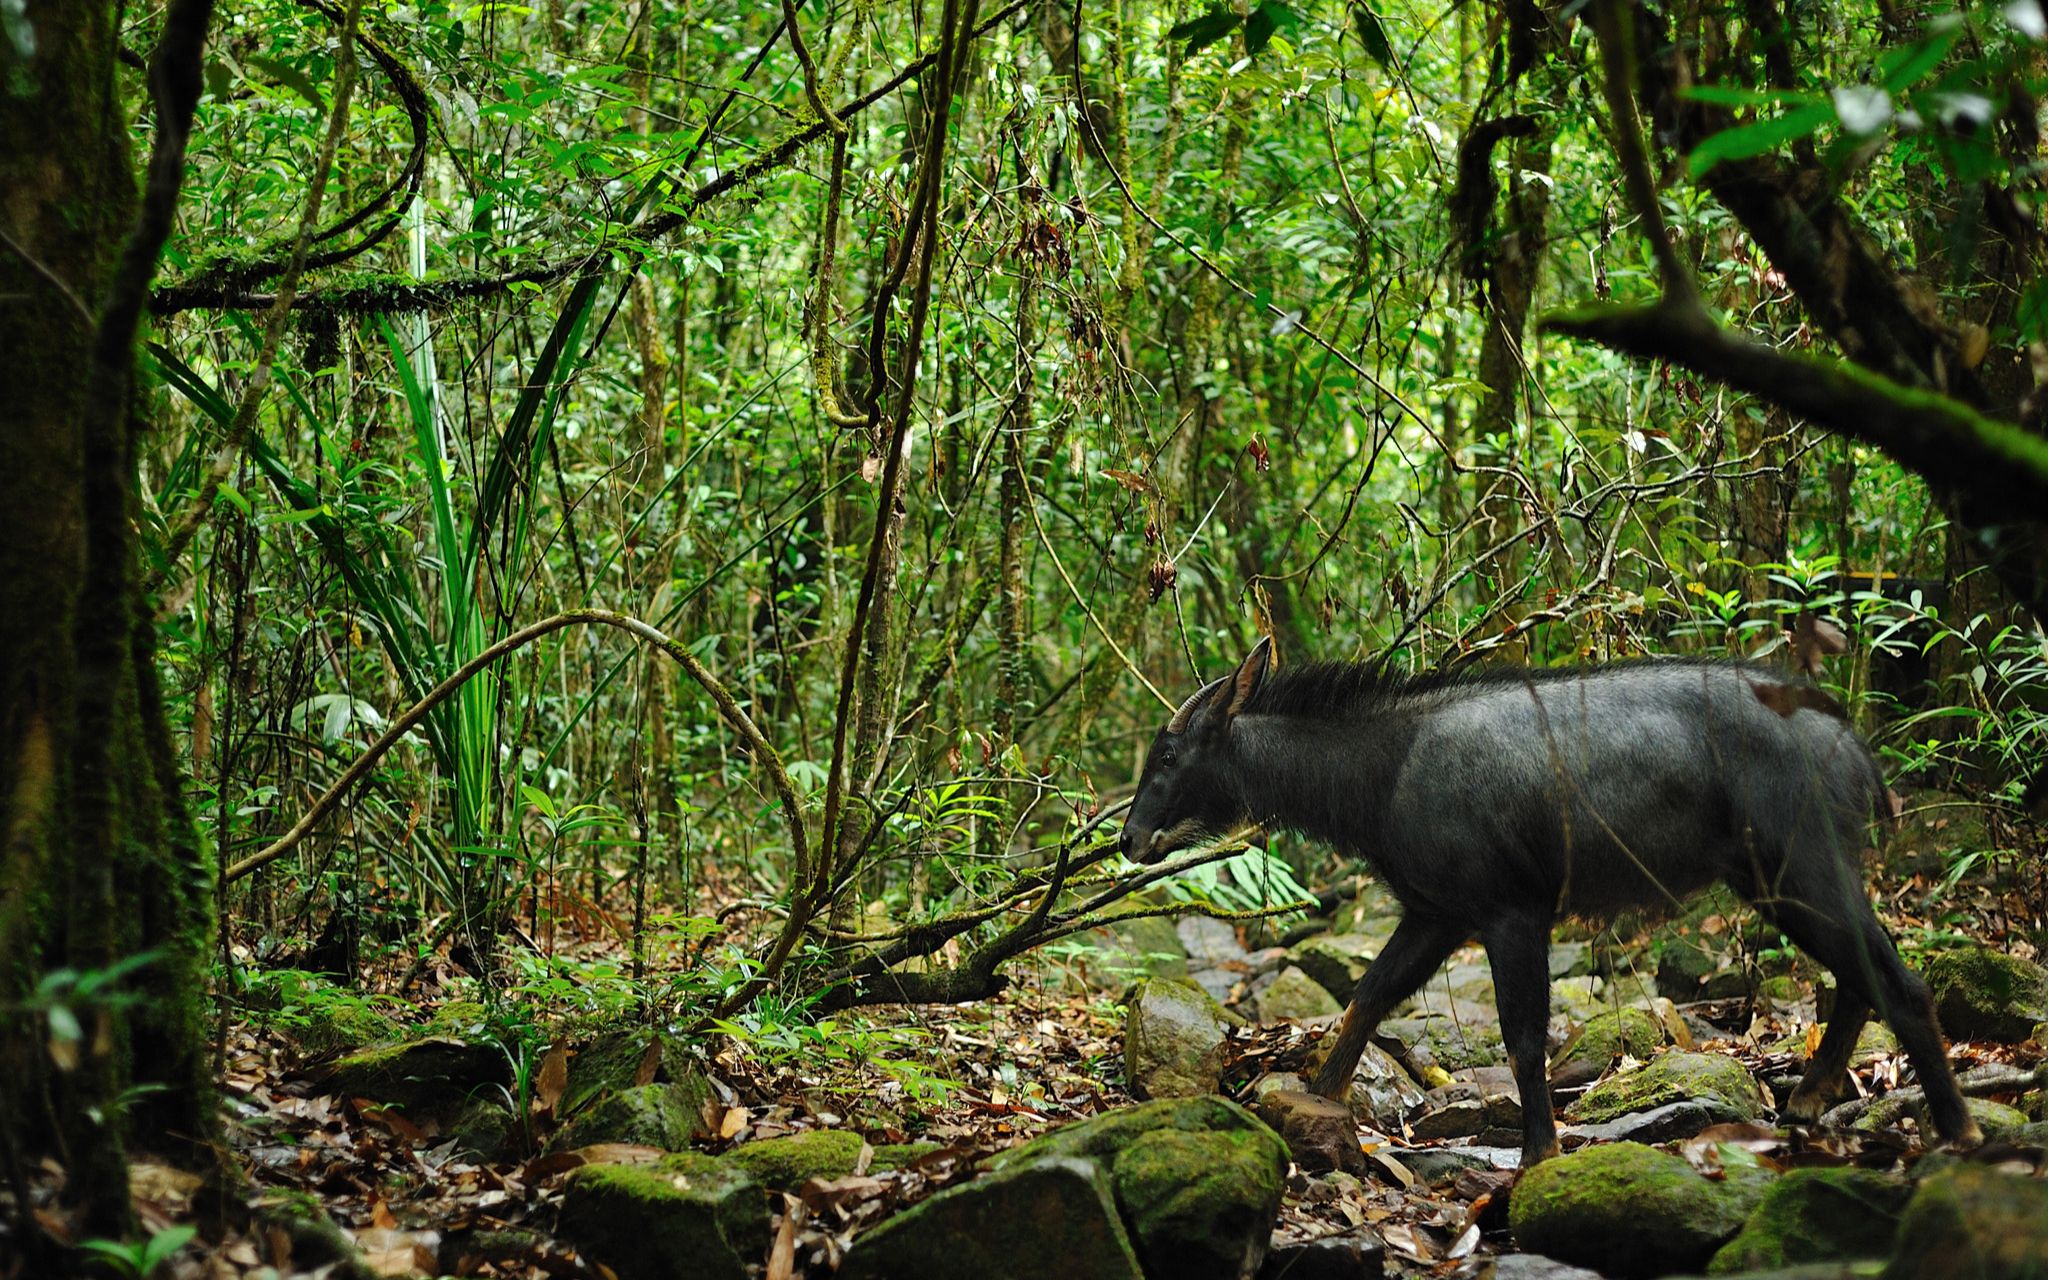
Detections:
[1159, 747, 1178, 768]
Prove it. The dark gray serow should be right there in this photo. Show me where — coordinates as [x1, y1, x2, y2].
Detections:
[1121, 638, 1979, 1165]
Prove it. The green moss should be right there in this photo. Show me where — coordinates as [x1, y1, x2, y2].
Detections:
[1922, 947, 2048, 1043]
[990, 1096, 1271, 1171]
[838, 1157, 1143, 1280]
[1848, 1095, 2030, 1137]
[558, 1154, 767, 1280]
[323, 1037, 508, 1117]
[723, 1129, 864, 1188]
[1886, 1165, 2048, 1280]
[1566, 1052, 1765, 1124]
[1555, 1008, 1665, 1076]
[1509, 1142, 1770, 1278]
[427, 999, 491, 1039]
[1708, 1167, 1910, 1273]
[1109, 1127, 1287, 1280]
[549, 1082, 709, 1153]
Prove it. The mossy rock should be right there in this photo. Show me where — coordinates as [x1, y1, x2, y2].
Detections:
[446, 1097, 521, 1162]
[719, 1130, 938, 1188]
[283, 1002, 406, 1059]
[1845, 1094, 2030, 1138]
[837, 1157, 1143, 1280]
[561, 1027, 707, 1117]
[547, 1082, 712, 1153]
[1509, 1142, 1772, 1278]
[1567, 1052, 1765, 1125]
[1110, 1127, 1286, 1280]
[1885, 1164, 2048, 1280]
[1093, 915, 1190, 983]
[427, 999, 492, 1040]
[992, 1095, 1273, 1171]
[1708, 1167, 1911, 1274]
[321, 1037, 509, 1118]
[1255, 966, 1342, 1022]
[1383, 1014, 1504, 1073]
[1288, 934, 1377, 1002]
[1921, 947, 2048, 1043]
[558, 1153, 767, 1280]
[1766, 1022, 1898, 1064]
[1123, 977, 1228, 1099]
[1552, 1007, 1667, 1082]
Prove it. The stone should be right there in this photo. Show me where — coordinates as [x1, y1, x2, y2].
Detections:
[279, 995, 405, 1059]
[1509, 1142, 1772, 1279]
[1290, 935, 1379, 1003]
[1178, 916, 1247, 969]
[1408, 1090, 1486, 1141]
[1112, 1126, 1288, 1280]
[1885, 1164, 2048, 1280]
[1094, 915, 1190, 982]
[992, 1095, 1278, 1171]
[838, 1157, 1143, 1280]
[559, 1028, 711, 1120]
[445, 1097, 520, 1162]
[1549, 942, 1595, 979]
[547, 1083, 712, 1153]
[1395, 1146, 1499, 1183]
[1324, 1041, 1427, 1129]
[1383, 1014, 1505, 1073]
[1566, 1052, 1766, 1125]
[320, 1037, 510, 1118]
[1256, 1229, 1386, 1280]
[1551, 1007, 1668, 1087]
[1258, 967, 1344, 1022]
[1255, 1090, 1365, 1175]
[721, 1129, 883, 1188]
[1489, 1257, 1608, 1280]
[1124, 977, 1229, 1099]
[1921, 947, 2048, 1043]
[558, 1153, 768, 1280]
[426, 999, 491, 1039]
[1707, 1167, 1910, 1274]
[1840, 1094, 2030, 1138]
[1565, 1099, 1749, 1146]
[1550, 975, 1610, 1023]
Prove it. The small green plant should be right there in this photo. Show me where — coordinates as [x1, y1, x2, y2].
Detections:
[77, 1225, 196, 1278]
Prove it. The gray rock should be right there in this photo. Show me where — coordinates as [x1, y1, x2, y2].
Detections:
[1563, 1098, 1748, 1147]
[1095, 915, 1190, 982]
[1258, 967, 1344, 1022]
[1487, 1256, 1607, 1280]
[1190, 967, 1239, 1004]
[319, 1037, 510, 1119]
[1113, 1126, 1289, 1280]
[1179, 916, 1247, 968]
[1708, 1166, 1909, 1274]
[1409, 1090, 1486, 1141]
[1394, 1146, 1515, 1184]
[1383, 1014, 1506, 1073]
[838, 1157, 1144, 1280]
[1548, 942, 1594, 979]
[1290, 934, 1379, 1002]
[559, 1153, 767, 1280]
[1347, 1042, 1428, 1129]
[1125, 977, 1228, 1099]
[1256, 1229, 1386, 1280]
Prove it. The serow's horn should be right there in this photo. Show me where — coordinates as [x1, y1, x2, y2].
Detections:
[1167, 677, 1228, 733]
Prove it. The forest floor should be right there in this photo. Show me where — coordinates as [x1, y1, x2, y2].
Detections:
[30, 793, 2048, 1280]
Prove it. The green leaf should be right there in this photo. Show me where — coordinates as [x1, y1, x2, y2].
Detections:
[1245, 1, 1299, 56]
[1876, 19, 1964, 93]
[2016, 279, 2048, 343]
[1686, 101, 1833, 177]
[1168, 5, 1241, 55]
[1352, 2, 1392, 67]
[1683, 83, 1816, 109]
[245, 56, 326, 111]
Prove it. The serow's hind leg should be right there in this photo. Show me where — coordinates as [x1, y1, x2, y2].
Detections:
[1482, 912, 1561, 1167]
[1764, 888, 1980, 1146]
[1309, 914, 1468, 1101]
[1782, 990, 1870, 1125]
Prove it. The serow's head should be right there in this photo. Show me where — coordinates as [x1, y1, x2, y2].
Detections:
[1120, 637, 1274, 864]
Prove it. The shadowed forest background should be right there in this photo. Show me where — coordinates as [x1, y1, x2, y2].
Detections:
[4, 0, 2048, 1275]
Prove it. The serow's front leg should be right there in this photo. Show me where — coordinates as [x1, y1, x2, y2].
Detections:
[1309, 914, 1468, 1100]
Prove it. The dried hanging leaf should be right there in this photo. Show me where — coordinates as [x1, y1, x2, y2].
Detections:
[634, 1037, 663, 1087]
[536, 1045, 570, 1113]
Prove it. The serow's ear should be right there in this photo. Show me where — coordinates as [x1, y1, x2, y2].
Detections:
[1222, 635, 1276, 719]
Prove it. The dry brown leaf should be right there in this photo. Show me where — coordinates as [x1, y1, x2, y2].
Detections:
[522, 1143, 664, 1181]
[766, 1194, 800, 1280]
[537, 1045, 570, 1113]
[634, 1037, 662, 1087]
[720, 1106, 750, 1140]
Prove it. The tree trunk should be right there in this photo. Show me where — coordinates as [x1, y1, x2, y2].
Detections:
[1, 0, 217, 1244]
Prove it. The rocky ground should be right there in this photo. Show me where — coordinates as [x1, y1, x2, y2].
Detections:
[32, 798, 2048, 1280]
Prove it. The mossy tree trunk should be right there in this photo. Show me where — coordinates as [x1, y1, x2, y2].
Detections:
[0, 0, 217, 1245]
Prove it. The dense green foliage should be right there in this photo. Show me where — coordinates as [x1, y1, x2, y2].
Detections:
[123, 1, 2048, 1022]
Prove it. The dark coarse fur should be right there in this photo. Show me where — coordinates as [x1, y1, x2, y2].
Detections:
[1121, 641, 1978, 1166]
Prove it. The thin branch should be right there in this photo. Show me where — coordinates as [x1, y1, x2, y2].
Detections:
[1590, 0, 1698, 307]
